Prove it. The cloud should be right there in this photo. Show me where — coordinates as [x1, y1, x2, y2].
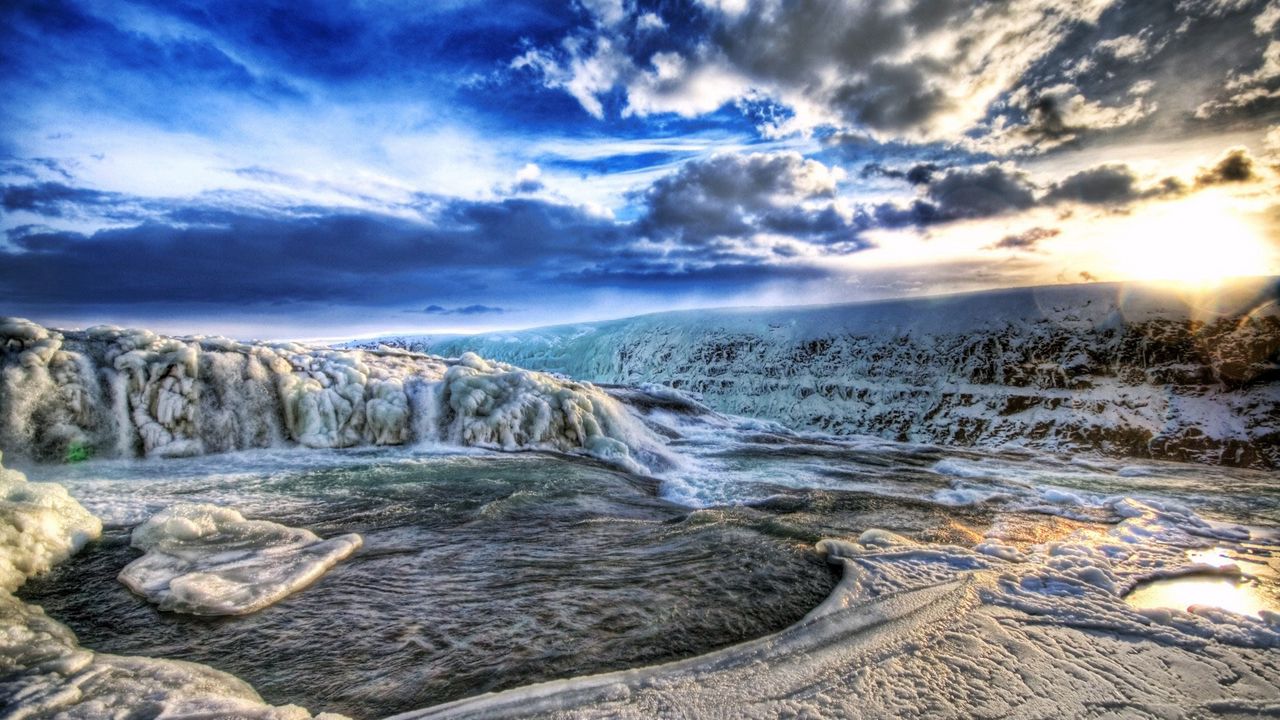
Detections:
[536, 1, 1116, 142]
[992, 227, 1061, 251]
[974, 0, 1278, 151]
[0, 171, 859, 313]
[921, 164, 1038, 218]
[0, 193, 628, 309]
[419, 304, 506, 315]
[1003, 82, 1155, 149]
[514, 0, 1274, 155]
[1194, 147, 1263, 186]
[860, 162, 940, 185]
[1042, 164, 1184, 206]
[1195, 33, 1280, 118]
[634, 151, 865, 247]
[867, 154, 1206, 229]
[1, 182, 118, 216]
[493, 163, 546, 196]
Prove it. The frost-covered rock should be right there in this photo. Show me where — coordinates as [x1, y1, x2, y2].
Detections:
[441, 353, 653, 471]
[420, 280, 1280, 469]
[119, 503, 362, 616]
[0, 319, 661, 471]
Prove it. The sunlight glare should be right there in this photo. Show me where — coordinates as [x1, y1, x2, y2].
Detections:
[1111, 192, 1274, 288]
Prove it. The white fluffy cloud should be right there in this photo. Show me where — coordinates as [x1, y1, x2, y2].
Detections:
[521, 0, 1115, 142]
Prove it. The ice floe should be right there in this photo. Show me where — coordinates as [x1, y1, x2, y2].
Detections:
[119, 503, 362, 615]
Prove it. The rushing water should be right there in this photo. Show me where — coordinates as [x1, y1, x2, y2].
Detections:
[20, 449, 847, 717]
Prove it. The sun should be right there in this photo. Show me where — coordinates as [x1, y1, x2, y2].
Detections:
[1110, 191, 1275, 289]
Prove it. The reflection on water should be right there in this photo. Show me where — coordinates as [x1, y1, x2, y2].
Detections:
[1126, 574, 1279, 618]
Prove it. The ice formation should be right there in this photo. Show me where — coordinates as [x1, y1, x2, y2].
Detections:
[0, 318, 660, 472]
[394, 499, 1280, 719]
[0, 451, 101, 594]
[411, 280, 1280, 469]
[0, 453, 346, 719]
[119, 503, 362, 615]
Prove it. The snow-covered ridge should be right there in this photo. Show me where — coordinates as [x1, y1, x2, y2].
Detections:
[0, 319, 662, 472]
[385, 280, 1280, 469]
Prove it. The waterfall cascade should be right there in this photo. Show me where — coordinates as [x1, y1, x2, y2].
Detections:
[0, 318, 656, 470]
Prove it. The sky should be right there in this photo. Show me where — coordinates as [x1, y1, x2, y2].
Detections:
[2, 0, 1279, 339]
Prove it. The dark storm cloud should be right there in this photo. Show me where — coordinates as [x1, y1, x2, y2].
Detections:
[1042, 165, 1185, 206]
[0, 194, 626, 307]
[866, 154, 1209, 230]
[860, 162, 940, 185]
[921, 165, 1038, 218]
[0, 176, 856, 310]
[864, 163, 1040, 230]
[633, 152, 868, 247]
[1195, 147, 1264, 186]
[992, 227, 1060, 251]
[1, 183, 119, 216]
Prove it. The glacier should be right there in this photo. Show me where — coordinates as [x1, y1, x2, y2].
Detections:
[395, 281, 1280, 469]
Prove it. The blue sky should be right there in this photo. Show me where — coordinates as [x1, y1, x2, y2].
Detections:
[2, 0, 1278, 338]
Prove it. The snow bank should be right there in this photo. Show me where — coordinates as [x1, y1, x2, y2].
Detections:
[0, 318, 662, 472]
[0, 453, 346, 718]
[420, 280, 1280, 469]
[119, 503, 362, 615]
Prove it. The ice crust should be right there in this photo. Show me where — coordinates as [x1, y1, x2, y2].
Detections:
[119, 503, 362, 615]
[0, 319, 660, 472]
[0, 453, 346, 719]
[413, 280, 1280, 469]
[392, 499, 1280, 719]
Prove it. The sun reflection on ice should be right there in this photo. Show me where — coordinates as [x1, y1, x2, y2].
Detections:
[1126, 547, 1280, 618]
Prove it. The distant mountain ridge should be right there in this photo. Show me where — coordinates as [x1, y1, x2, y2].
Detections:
[346, 280, 1280, 469]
